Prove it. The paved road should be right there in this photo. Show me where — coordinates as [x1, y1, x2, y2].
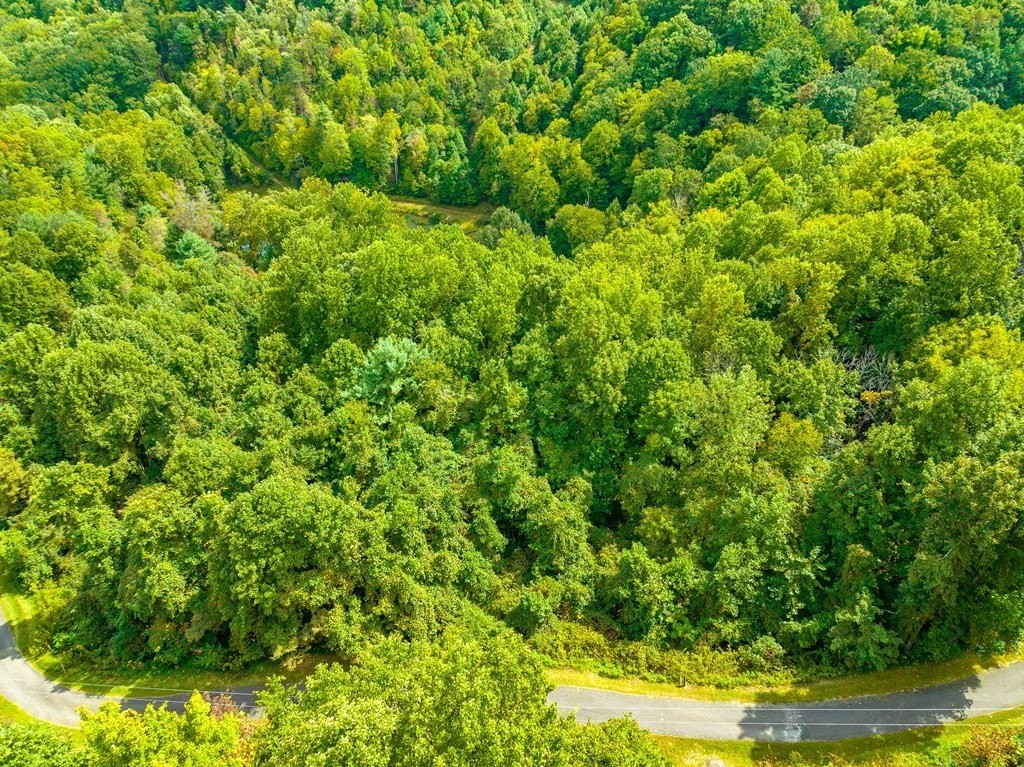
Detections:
[4, 602, 1024, 739]
[0, 605, 104, 726]
[0, 603, 260, 726]
[549, 664, 1024, 741]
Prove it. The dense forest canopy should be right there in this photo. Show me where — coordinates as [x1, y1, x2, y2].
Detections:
[0, 0, 1024, 705]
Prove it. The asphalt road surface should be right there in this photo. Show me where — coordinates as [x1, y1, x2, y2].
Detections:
[550, 666, 1024, 741]
[0, 603, 259, 726]
[3, 602, 1023, 739]
[0, 603, 103, 726]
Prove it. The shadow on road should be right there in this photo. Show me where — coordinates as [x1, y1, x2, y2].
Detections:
[739, 673, 978, 758]
[121, 686, 263, 716]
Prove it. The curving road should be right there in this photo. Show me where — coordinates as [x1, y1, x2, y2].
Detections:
[0, 603, 260, 727]
[1, 605, 105, 726]
[3, 603, 1024, 740]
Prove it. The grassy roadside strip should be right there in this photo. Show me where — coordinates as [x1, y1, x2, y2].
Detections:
[545, 645, 1024, 705]
[5, 567, 1022, 704]
[0, 580, 58, 726]
[0, 582, 73, 729]
[0, 573, 325, 701]
[0, 694, 38, 726]
[0, 575, 36, 654]
[653, 705, 1024, 767]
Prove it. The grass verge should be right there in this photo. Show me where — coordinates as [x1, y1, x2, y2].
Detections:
[5, 571, 1023, 766]
[0, 694, 39, 726]
[0, 572, 329, 701]
[545, 646, 1024, 705]
[0, 573, 37, 653]
[653, 705, 1024, 767]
